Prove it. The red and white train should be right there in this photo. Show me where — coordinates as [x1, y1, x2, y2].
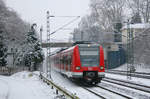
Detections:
[51, 42, 105, 84]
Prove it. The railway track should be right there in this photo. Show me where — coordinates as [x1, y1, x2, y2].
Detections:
[100, 77, 150, 98]
[95, 85, 132, 99]
[83, 85, 132, 99]
[106, 70, 150, 79]
[83, 87, 106, 99]
[103, 77, 150, 93]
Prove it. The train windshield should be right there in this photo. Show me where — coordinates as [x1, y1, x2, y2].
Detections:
[79, 45, 99, 67]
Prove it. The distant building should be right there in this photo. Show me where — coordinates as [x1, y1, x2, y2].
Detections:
[121, 23, 150, 44]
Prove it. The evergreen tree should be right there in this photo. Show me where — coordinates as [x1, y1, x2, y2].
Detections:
[0, 31, 7, 66]
[23, 24, 44, 71]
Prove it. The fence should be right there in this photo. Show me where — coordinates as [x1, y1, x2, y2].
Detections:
[0, 66, 29, 75]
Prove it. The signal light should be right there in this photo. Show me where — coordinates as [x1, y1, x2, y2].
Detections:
[100, 66, 104, 70]
[76, 66, 80, 70]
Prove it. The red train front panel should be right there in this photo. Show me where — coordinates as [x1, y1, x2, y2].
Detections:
[51, 44, 105, 84]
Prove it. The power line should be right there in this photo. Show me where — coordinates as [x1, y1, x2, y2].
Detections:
[49, 16, 80, 35]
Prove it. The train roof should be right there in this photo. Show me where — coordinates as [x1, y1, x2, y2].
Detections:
[50, 41, 101, 56]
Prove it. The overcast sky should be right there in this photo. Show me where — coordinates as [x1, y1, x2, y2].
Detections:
[5, 0, 90, 41]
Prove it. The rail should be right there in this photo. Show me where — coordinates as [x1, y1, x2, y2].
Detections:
[96, 85, 132, 99]
[82, 87, 106, 99]
[103, 77, 150, 93]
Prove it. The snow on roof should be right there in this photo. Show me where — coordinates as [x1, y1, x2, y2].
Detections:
[122, 23, 150, 30]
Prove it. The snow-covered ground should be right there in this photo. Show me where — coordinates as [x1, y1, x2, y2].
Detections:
[1, 64, 150, 99]
[0, 71, 58, 99]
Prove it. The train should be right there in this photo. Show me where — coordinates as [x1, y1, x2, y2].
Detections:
[51, 42, 105, 84]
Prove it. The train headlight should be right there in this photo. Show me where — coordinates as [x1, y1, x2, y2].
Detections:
[100, 66, 104, 70]
[76, 66, 80, 70]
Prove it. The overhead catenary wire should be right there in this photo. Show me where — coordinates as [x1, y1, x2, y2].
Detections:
[49, 16, 80, 35]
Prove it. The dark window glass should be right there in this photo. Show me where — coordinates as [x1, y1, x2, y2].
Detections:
[79, 45, 99, 67]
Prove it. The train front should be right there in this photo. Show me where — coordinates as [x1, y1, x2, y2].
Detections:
[72, 43, 105, 84]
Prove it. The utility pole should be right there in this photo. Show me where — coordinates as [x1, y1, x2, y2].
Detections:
[126, 20, 135, 79]
[40, 26, 43, 44]
[40, 26, 43, 75]
[45, 12, 80, 79]
[46, 11, 51, 78]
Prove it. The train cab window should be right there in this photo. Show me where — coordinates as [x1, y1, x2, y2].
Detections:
[79, 45, 99, 67]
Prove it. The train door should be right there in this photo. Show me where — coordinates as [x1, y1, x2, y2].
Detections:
[61, 55, 64, 72]
[60, 55, 63, 73]
[63, 55, 67, 73]
[68, 54, 72, 72]
[70, 54, 73, 72]
[65, 55, 68, 72]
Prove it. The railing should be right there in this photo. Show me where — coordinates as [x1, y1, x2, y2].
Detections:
[40, 74, 79, 99]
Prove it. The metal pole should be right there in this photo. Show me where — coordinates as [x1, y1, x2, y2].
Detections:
[49, 13, 52, 79]
[127, 19, 131, 79]
[126, 19, 135, 80]
[46, 11, 49, 78]
[46, 11, 51, 79]
[13, 49, 14, 74]
[40, 26, 43, 44]
[40, 26, 43, 74]
[45, 13, 80, 79]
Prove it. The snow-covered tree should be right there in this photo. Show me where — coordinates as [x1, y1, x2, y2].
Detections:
[127, 0, 150, 23]
[0, 0, 30, 67]
[90, 0, 125, 31]
[73, 0, 125, 43]
[22, 24, 44, 71]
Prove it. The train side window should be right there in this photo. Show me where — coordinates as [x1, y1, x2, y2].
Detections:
[70, 54, 73, 65]
[68, 56, 71, 66]
[63, 55, 66, 65]
[69, 54, 73, 71]
[67, 55, 70, 66]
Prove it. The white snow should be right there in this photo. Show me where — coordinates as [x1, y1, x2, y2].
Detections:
[0, 71, 57, 99]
